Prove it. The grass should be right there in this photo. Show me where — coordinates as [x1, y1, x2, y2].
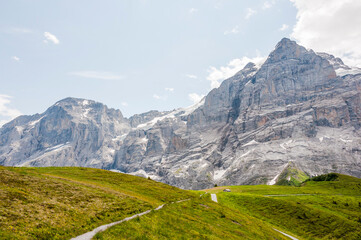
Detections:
[207, 173, 361, 240]
[0, 166, 196, 240]
[275, 164, 309, 186]
[1, 167, 360, 240]
[94, 195, 289, 240]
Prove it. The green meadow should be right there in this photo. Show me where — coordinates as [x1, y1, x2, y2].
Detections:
[1, 166, 360, 240]
[206, 173, 361, 240]
[0, 166, 194, 239]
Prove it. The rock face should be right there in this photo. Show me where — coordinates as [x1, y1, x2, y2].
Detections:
[1, 38, 361, 189]
[0, 98, 130, 168]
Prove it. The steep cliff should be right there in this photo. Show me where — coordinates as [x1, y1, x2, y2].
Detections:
[1, 38, 361, 189]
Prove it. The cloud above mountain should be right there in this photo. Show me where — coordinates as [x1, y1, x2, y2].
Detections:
[206, 55, 265, 89]
[0, 95, 21, 127]
[291, 0, 361, 67]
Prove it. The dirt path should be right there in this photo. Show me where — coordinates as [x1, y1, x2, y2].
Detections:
[273, 228, 299, 240]
[71, 205, 164, 240]
[71, 199, 191, 240]
[211, 193, 299, 240]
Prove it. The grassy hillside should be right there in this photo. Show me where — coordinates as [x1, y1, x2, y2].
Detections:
[206, 173, 361, 240]
[1, 167, 360, 240]
[0, 166, 195, 239]
[95, 195, 289, 240]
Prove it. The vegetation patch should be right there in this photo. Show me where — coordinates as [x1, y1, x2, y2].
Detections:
[308, 173, 339, 182]
[95, 196, 289, 240]
[212, 173, 361, 240]
[0, 166, 196, 239]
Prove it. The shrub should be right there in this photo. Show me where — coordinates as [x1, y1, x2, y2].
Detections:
[310, 173, 338, 182]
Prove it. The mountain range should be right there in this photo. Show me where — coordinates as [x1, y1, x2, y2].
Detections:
[1, 38, 361, 189]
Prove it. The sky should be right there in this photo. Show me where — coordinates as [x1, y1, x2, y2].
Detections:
[1, 0, 361, 126]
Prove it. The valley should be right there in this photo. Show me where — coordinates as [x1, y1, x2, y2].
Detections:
[1, 167, 360, 239]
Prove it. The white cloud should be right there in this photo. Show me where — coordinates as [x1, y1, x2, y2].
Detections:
[0, 94, 22, 127]
[153, 94, 161, 100]
[290, 0, 361, 67]
[279, 24, 289, 31]
[121, 102, 128, 107]
[207, 55, 265, 89]
[11, 56, 20, 62]
[185, 74, 198, 79]
[262, 0, 276, 9]
[224, 26, 239, 35]
[245, 8, 257, 19]
[165, 87, 174, 92]
[153, 94, 167, 100]
[188, 93, 205, 104]
[69, 71, 123, 80]
[44, 32, 60, 44]
[189, 8, 198, 14]
[10, 28, 33, 34]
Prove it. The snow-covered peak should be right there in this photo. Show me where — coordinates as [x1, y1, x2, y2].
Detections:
[317, 52, 361, 77]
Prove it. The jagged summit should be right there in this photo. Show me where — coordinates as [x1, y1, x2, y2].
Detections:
[265, 37, 310, 64]
[244, 62, 256, 69]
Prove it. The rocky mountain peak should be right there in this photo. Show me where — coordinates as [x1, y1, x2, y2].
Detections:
[1, 38, 360, 190]
[47, 97, 125, 123]
[265, 37, 309, 63]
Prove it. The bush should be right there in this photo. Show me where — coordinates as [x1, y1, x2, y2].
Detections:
[310, 173, 338, 182]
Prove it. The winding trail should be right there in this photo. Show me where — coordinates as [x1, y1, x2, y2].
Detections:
[71, 199, 191, 240]
[273, 228, 299, 240]
[210, 193, 299, 240]
[71, 205, 164, 240]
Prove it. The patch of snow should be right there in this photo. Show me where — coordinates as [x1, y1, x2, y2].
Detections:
[319, 137, 324, 142]
[129, 169, 148, 178]
[136, 113, 176, 129]
[17, 143, 71, 167]
[200, 163, 208, 169]
[268, 172, 281, 185]
[287, 176, 291, 181]
[213, 169, 227, 181]
[135, 98, 205, 130]
[45, 142, 70, 152]
[109, 169, 124, 173]
[336, 67, 361, 76]
[179, 97, 205, 116]
[112, 134, 128, 142]
[211, 193, 218, 203]
[29, 116, 44, 126]
[280, 139, 293, 150]
[139, 137, 148, 143]
[267, 163, 289, 185]
[241, 150, 251, 158]
[15, 126, 24, 133]
[242, 139, 258, 147]
[83, 108, 90, 118]
[89, 159, 101, 165]
[82, 100, 89, 106]
[340, 138, 352, 143]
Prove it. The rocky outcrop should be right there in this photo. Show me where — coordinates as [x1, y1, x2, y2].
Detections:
[1, 38, 361, 189]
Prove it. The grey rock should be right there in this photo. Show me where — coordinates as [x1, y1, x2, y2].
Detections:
[1, 38, 361, 190]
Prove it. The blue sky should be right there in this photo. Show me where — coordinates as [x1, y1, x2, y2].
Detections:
[1, 0, 360, 125]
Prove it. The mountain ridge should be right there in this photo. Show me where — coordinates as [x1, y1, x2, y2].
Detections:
[1, 38, 361, 189]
